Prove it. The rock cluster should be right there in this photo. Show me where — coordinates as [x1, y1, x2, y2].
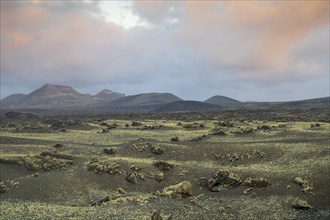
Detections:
[156, 181, 192, 198]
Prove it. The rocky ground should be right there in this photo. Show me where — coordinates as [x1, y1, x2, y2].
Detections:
[0, 111, 329, 219]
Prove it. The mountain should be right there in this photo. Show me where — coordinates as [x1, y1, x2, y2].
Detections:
[94, 89, 125, 101]
[204, 95, 244, 108]
[1, 84, 95, 109]
[1, 83, 328, 111]
[0, 94, 26, 106]
[105, 93, 182, 107]
[154, 101, 223, 112]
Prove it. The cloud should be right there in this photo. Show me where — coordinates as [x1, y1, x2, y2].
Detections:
[1, 1, 159, 88]
[1, 1, 329, 101]
[173, 1, 329, 70]
[132, 1, 183, 26]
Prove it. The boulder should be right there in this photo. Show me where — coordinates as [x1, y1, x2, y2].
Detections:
[207, 170, 242, 191]
[150, 146, 164, 155]
[125, 172, 138, 184]
[243, 177, 271, 188]
[156, 181, 192, 198]
[103, 148, 116, 155]
[153, 161, 174, 171]
[294, 177, 313, 194]
[151, 210, 163, 220]
[292, 200, 312, 210]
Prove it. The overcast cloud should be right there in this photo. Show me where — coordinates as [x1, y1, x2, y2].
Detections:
[1, 0, 329, 101]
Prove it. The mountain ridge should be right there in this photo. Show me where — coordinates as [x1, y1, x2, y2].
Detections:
[204, 95, 244, 108]
[1, 84, 329, 111]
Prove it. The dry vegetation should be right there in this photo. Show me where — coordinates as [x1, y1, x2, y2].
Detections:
[0, 110, 329, 219]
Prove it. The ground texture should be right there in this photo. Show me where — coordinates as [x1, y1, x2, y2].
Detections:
[0, 111, 329, 219]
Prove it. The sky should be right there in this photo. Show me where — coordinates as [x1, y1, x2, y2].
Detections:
[1, 0, 329, 102]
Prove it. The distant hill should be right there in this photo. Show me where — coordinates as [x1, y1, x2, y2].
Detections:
[1, 84, 96, 109]
[154, 101, 223, 112]
[94, 89, 125, 101]
[272, 97, 329, 109]
[204, 95, 244, 108]
[1, 83, 328, 111]
[0, 94, 26, 106]
[105, 93, 182, 108]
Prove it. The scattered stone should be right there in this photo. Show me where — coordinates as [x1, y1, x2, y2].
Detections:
[198, 177, 209, 187]
[110, 194, 153, 206]
[137, 137, 146, 141]
[87, 158, 121, 175]
[12, 181, 19, 188]
[190, 134, 207, 142]
[257, 125, 271, 130]
[52, 143, 64, 148]
[252, 150, 266, 158]
[117, 188, 127, 194]
[219, 207, 226, 213]
[103, 148, 116, 155]
[233, 128, 255, 135]
[22, 152, 73, 171]
[130, 165, 141, 171]
[294, 177, 308, 187]
[131, 142, 152, 152]
[125, 172, 138, 184]
[182, 123, 204, 129]
[229, 153, 239, 162]
[153, 160, 174, 171]
[32, 172, 39, 177]
[243, 188, 252, 194]
[100, 128, 109, 133]
[292, 200, 312, 210]
[106, 123, 118, 129]
[131, 121, 143, 126]
[210, 129, 226, 136]
[151, 210, 163, 220]
[0, 181, 8, 193]
[207, 170, 242, 191]
[91, 196, 110, 206]
[311, 123, 320, 128]
[39, 152, 73, 160]
[243, 178, 271, 188]
[294, 177, 313, 194]
[171, 136, 179, 142]
[152, 172, 164, 182]
[140, 125, 164, 130]
[218, 121, 233, 127]
[156, 181, 192, 198]
[150, 146, 164, 155]
[278, 124, 287, 128]
[0, 157, 22, 165]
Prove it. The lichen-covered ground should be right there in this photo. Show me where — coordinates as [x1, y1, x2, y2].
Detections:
[0, 112, 329, 219]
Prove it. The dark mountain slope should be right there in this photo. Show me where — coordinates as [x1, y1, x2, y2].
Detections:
[0, 94, 26, 106]
[204, 95, 244, 108]
[106, 93, 182, 107]
[272, 97, 329, 109]
[94, 89, 125, 101]
[154, 100, 223, 112]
